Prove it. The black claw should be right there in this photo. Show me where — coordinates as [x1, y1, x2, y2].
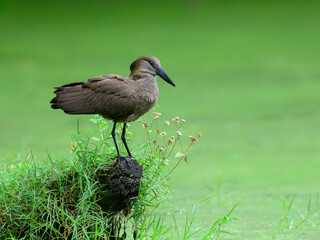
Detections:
[117, 158, 121, 165]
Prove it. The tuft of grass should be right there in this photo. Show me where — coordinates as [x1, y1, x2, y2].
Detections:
[201, 201, 240, 240]
[272, 193, 320, 239]
[0, 114, 239, 239]
[0, 135, 111, 239]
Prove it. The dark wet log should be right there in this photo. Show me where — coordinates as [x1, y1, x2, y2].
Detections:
[97, 156, 143, 213]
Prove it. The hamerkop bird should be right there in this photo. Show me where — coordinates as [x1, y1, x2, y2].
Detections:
[50, 56, 175, 162]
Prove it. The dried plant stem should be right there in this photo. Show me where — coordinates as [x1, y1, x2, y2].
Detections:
[165, 140, 193, 178]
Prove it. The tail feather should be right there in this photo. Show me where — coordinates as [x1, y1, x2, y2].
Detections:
[50, 97, 60, 109]
[50, 82, 95, 114]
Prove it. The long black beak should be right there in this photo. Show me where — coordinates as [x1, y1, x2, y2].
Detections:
[156, 66, 175, 87]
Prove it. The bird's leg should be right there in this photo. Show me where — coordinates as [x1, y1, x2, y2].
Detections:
[121, 123, 132, 157]
[111, 121, 121, 163]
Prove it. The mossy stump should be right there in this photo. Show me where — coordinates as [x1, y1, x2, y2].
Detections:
[97, 156, 143, 239]
[97, 156, 143, 213]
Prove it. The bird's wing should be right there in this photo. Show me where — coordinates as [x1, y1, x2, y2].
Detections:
[51, 82, 96, 114]
[82, 75, 138, 121]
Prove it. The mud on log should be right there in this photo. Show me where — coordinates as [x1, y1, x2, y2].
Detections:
[97, 156, 143, 213]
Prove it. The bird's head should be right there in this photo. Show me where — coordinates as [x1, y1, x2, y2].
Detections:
[130, 56, 175, 87]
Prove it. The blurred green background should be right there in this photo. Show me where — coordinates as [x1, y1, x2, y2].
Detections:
[1, 0, 320, 239]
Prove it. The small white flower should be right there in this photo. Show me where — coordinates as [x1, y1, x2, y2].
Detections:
[160, 132, 167, 137]
[181, 119, 186, 123]
[172, 117, 180, 124]
[165, 121, 170, 126]
[153, 112, 161, 119]
[176, 130, 182, 136]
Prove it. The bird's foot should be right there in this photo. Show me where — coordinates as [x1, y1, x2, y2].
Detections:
[126, 156, 135, 168]
[116, 156, 135, 167]
[110, 156, 142, 178]
[117, 156, 122, 166]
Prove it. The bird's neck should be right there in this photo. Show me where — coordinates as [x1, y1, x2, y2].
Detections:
[135, 74, 159, 101]
[130, 70, 155, 80]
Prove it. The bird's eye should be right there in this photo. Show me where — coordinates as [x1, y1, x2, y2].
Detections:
[148, 60, 154, 65]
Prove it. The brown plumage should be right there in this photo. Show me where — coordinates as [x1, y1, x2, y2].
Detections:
[50, 56, 175, 161]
